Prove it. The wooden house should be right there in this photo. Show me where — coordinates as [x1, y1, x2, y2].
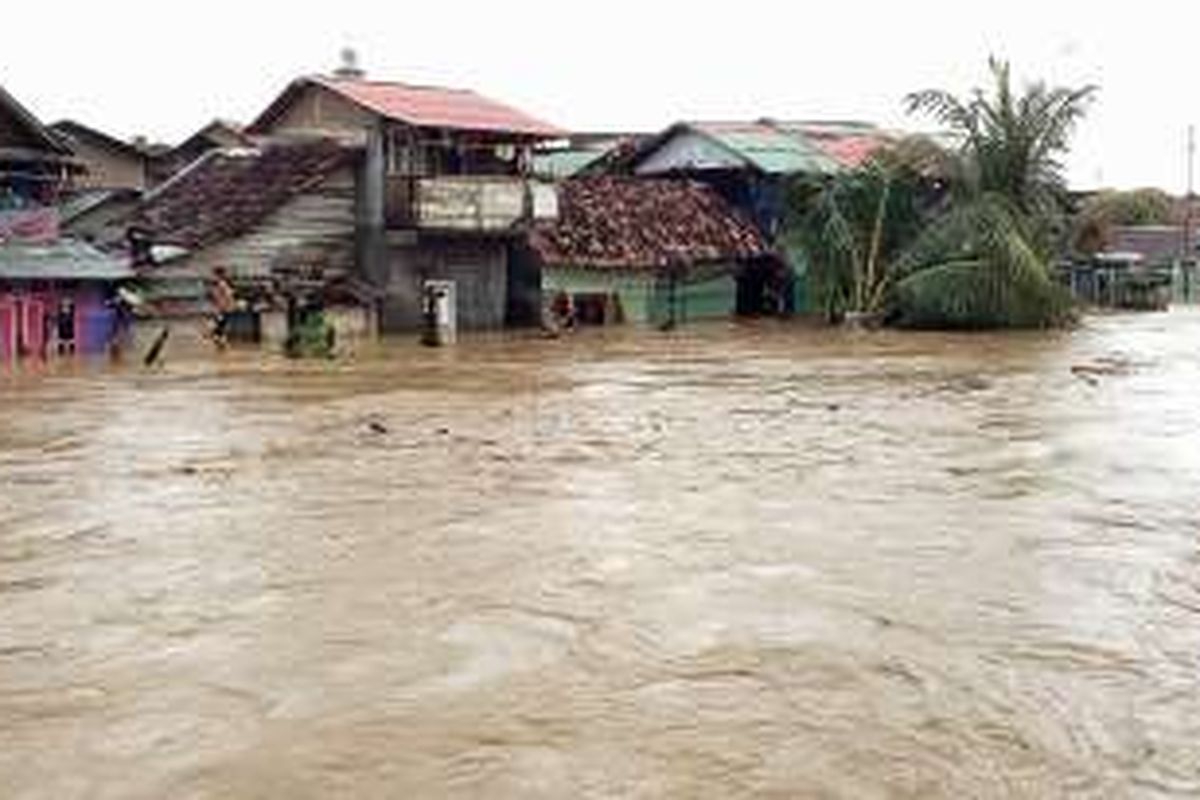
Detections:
[245, 58, 563, 331]
[49, 120, 150, 191]
[592, 120, 842, 314]
[527, 176, 770, 326]
[131, 137, 373, 344]
[1, 84, 77, 233]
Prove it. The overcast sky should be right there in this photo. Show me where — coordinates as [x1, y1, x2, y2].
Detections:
[5, 1, 1194, 191]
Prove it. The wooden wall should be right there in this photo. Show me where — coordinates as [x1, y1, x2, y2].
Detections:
[381, 236, 509, 331]
[69, 139, 147, 191]
[169, 165, 357, 281]
[264, 85, 375, 143]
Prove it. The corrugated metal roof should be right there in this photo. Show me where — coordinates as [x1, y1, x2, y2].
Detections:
[0, 239, 132, 280]
[691, 122, 840, 175]
[312, 77, 563, 137]
[533, 149, 605, 180]
[769, 121, 894, 169]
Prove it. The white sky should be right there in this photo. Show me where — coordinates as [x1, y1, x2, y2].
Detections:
[5, 1, 1195, 191]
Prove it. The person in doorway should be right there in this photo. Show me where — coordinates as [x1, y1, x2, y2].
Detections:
[550, 290, 576, 331]
[208, 267, 237, 348]
[56, 298, 76, 355]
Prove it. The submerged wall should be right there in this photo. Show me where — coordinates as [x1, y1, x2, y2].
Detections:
[543, 267, 738, 326]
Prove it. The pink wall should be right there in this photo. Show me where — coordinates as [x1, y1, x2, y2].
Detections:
[0, 285, 109, 363]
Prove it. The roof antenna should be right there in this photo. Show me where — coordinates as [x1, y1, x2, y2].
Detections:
[334, 47, 365, 80]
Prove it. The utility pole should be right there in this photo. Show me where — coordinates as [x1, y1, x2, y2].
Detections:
[1187, 126, 1196, 301]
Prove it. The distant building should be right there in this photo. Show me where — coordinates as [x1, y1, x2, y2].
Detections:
[49, 120, 150, 191]
[533, 132, 651, 181]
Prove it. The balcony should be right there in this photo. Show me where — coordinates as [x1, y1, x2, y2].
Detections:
[385, 176, 558, 232]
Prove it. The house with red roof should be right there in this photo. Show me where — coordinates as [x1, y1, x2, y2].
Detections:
[246, 52, 563, 331]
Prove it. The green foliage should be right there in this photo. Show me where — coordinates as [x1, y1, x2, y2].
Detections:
[893, 59, 1092, 327]
[906, 57, 1096, 259]
[891, 195, 1074, 328]
[783, 141, 938, 320]
[782, 59, 1092, 330]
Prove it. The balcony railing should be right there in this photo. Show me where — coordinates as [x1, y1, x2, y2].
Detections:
[385, 175, 557, 232]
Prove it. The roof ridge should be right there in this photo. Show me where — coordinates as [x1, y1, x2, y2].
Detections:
[313, 74, 478, 95]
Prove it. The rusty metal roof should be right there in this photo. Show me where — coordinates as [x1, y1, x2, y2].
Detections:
[768, 121, 896, 169]
[253, 76, 563, 138]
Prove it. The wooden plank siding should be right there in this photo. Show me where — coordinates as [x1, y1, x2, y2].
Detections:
[66, 137, 148, 191]
[265, 85, 375, 143]
[161, 165, 358, 281]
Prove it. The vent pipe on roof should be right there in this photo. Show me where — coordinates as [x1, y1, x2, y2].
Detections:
[334, 47, 365, 80]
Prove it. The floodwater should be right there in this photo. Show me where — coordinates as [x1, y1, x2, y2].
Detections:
[2, 311, 1200, 799]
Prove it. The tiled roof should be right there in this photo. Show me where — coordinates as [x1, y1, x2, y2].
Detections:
[136, 139, 354, 249]
[530, 176, 769, 270]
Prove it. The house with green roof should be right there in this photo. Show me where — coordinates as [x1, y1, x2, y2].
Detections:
[596, 120, 841, 315]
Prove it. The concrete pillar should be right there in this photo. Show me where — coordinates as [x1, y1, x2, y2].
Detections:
[357, 125, 388, 289]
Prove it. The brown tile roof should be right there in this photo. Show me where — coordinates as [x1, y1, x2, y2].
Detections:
[531, 176, 769, 270]
[136, 138, 354, 248]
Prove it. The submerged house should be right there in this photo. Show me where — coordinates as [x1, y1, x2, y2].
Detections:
[528, 176, 769, 326]
[593, 120, 840, 314]
[131, 137, 371, 341]
[1, 86, 130, 362]
[245, 57, 562, 331]
[1065, 225, 1190, 308]
[0, 239, 133, 361]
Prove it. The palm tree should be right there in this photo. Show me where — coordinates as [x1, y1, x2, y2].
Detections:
[906, 58, 1096, 244]
[888, 58, 1096, 327]
[784, 139, 941, 323]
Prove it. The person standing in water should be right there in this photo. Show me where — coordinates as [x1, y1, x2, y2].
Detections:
[56, 298, 76, 355]
[208, 267, 237, 348]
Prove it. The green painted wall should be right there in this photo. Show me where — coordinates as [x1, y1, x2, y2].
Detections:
[544, 267, 737, 325]
[782, 243, 811, 314]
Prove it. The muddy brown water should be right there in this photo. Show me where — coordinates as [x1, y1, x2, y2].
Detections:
[2, 311, 1200, 798]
